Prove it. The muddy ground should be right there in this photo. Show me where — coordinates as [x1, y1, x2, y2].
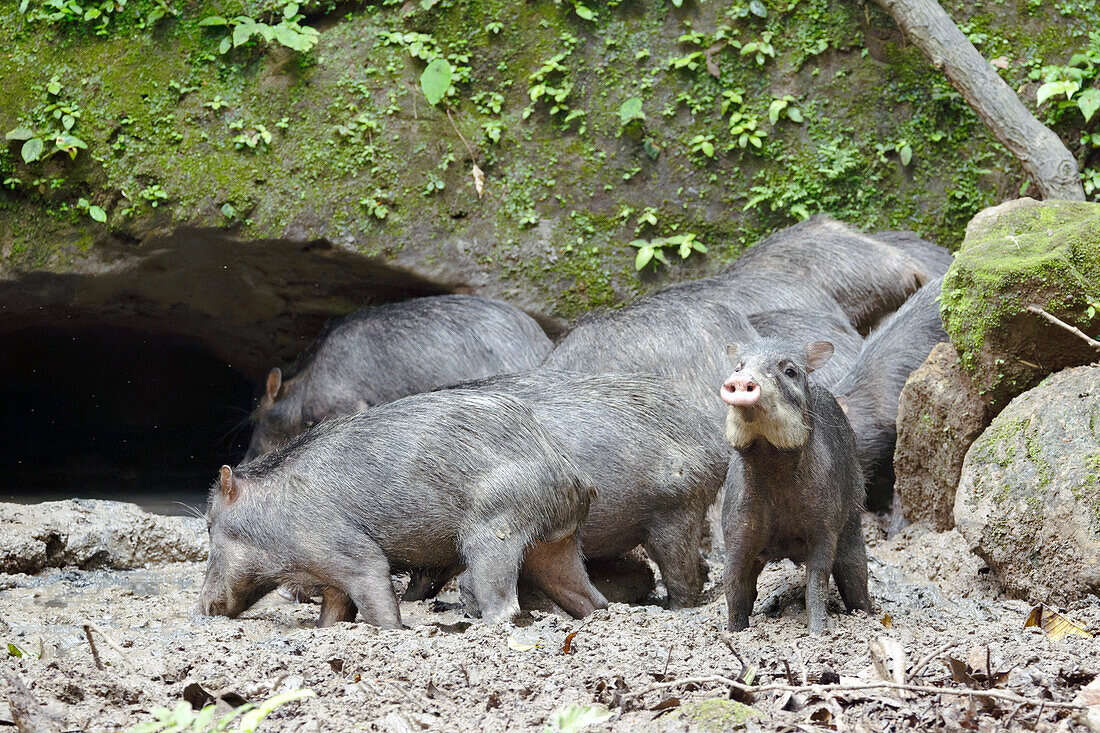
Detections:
[2, 515, 1098, 732]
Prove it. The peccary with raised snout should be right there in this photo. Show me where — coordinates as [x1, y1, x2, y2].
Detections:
[244, 295, 552, 461]
[720, 338, 871, 634]
[201, 390, 607, 628]
[747, 309, 863, 390]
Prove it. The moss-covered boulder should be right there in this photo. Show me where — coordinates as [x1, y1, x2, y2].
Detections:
[953, 365, 1100, 604]
[941, 198, 1100, 411]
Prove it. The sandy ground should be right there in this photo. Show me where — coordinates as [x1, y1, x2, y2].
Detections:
[2, 517, 1098, 732]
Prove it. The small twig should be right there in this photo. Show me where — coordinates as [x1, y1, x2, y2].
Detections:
[909, 640, 960, 683]
[83, 625, 104, 671]
[445, 107, 477, 162]
[620, 675, 1087, 710]
[1031, 701, 1046, 730]
[662, 647, 673, 678]
[82, 621, 137, 673]
[1027, 305, 1100, 350]
[1004, 701, 1027, 728]
[719, 633, 748, 680]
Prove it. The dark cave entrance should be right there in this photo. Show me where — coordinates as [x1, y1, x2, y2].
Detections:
[0, 229, 461, 515]
[0, 325, 255, 514]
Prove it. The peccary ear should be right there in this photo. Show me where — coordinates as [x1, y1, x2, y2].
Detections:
[804, 341, 834, 372]
[726, 344, 741, 364]
[219, 465, 239, 504]
[260, 367, 282, 408]
[835, 395, 849, 414]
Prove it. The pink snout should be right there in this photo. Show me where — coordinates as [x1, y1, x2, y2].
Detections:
[721, 375, 761, 406]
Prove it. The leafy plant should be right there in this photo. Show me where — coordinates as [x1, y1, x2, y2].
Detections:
[76, 197, 107, 222]
[199, 3, 320, 55]
[138, 184, 169, 207]
[5, 77, 88, 164]
[618, 97, 645, 126]
[875, 138, 914, 166]
[1032, 32, 1100, 123]
[728, 112, 766, 150]
[689, 133, 716, 158]
[359, 189, 391, 219]
[768, 95, 805, 124]
[630, 232, 707, 270]
[739, 31, 776, 66]
[128, 689, 315, 733]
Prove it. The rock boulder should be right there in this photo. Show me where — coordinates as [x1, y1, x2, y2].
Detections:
[941, 198, 1100, 411]
[894, 342, 989, 530]
[954, 365, 1100, 604]
[0, 500, 207, 575]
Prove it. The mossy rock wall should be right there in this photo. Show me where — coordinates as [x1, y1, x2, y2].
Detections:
[941, 198, 1100, 411]
[1, 0, 1098, 323]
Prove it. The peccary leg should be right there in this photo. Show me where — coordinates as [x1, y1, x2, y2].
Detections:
[462, 531, 526, 624]
[342, 551, 402, 630]
[724, 555, 764, 632]
[832, 511, 872, 613]
[522, 535, 608, 618]
[402, 565, 460, 602]
[805, 535, 840, 635]
[318, 587, 358, 627]
[644, 513, 707, 610]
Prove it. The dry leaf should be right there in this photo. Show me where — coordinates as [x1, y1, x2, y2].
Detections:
[991, 56, 1010, 69]
[562, 631, 578, 655]
[507, 635, 538, 652]
[471, 163, 485, 199]
[1024, 604, 1092, 640]
[946, 657, 978, 687]
[880, 613, 892, 629]
[704, 44, 722, 78]
[966, 645, 990, 678]
[651, 696, 680, 713]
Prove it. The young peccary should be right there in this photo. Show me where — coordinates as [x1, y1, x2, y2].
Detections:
[720, 338, 871, 634]
[201, 390, 607, 628]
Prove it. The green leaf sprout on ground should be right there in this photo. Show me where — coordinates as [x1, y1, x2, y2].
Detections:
[128, 688, 315, 733]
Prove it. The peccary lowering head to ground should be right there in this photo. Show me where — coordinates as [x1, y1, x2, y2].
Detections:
[719, 338, 871, 634]
[201, 390, 607, 628]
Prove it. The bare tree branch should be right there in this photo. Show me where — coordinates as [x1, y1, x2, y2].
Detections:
[872, 0, 1084, 200]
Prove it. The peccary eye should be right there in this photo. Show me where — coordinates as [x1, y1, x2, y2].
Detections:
[735, 363, 743, 372]
[784, 367, 797, 378]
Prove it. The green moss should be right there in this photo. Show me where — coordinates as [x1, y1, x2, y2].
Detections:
[1078, 449, 1100, 532]
[3, 0, 1099, 315]
[971, 416, 1026, 474]
[670, 698, 761, 731]
[942, 200, 1100, 400]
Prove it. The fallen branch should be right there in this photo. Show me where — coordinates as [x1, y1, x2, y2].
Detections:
[1027, 305, 1100, 351]
[82, 621, 138, 674]
[621, 674, 1086, 711]
[908, 640, 960, 682]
